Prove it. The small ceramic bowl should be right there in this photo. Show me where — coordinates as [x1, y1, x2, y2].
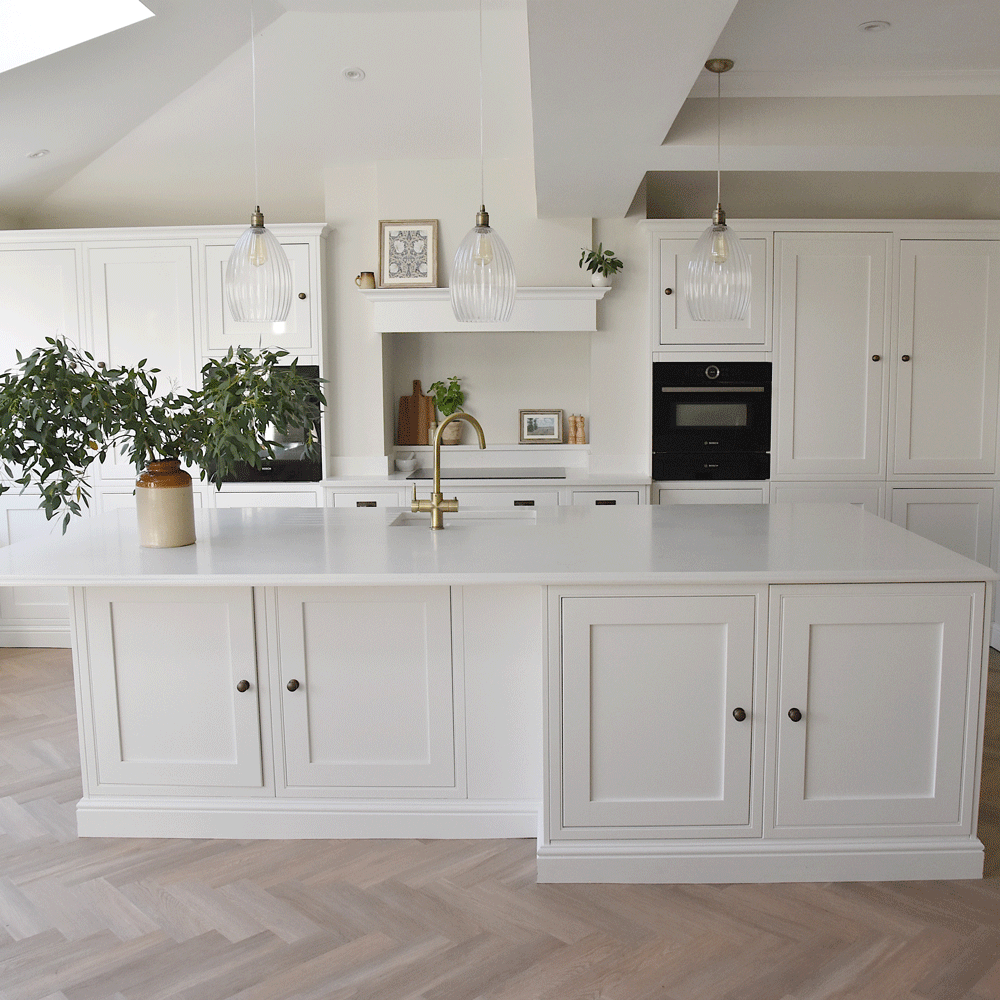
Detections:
[395, 456, 418, 474]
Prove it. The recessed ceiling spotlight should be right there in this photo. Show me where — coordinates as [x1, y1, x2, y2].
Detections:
[27, 149, 50, 158]
[858, 20, 891, 32]
[343, 67, 365, 82]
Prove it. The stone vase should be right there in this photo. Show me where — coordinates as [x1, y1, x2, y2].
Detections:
[440, 419, 464, 445]
[135, 459, 196, 548]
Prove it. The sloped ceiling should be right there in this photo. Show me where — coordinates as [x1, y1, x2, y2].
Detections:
[2, 0, 999, 225]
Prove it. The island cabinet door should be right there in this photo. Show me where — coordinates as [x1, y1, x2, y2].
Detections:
[767, 584, 986, 837]
[557, 592, 762, 837]
[81, 587, 263, 791]
[271, 586, 458, 794]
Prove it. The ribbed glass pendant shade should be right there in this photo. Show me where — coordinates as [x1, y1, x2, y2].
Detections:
[450, 206, 516, 323]
[226, 207, 293, 323]
[687, 206, 752, 322]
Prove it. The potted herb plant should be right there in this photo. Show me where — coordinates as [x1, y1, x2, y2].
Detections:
[428, 376, 467, 444]
[579, 243, 624, 286]
[0, 337, 324, 546]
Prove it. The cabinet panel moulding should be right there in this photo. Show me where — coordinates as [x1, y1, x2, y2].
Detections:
[360, 286, 610, 333]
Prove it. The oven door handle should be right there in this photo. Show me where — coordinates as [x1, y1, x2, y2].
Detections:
[659, 386, 768, 393]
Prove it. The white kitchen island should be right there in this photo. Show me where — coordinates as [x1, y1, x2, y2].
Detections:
[0, 503, 993, 883]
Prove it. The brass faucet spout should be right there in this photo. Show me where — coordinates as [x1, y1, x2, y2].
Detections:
[412, 412, 487, 528]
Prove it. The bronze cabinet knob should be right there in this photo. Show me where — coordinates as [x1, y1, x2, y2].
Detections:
[788, 707, 802, 722]
[872, 354, 881, 362]
[286, 679, 300, 692]
[732, 707, 747, 722]
[298, 292, 306, 299]
[236, 679, 250, 693]
[901, 354, 911, 362]
[664, 288, 673, 295]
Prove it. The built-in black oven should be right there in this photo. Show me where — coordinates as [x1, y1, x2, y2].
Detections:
[213, 364, 323, 483]
[652, 361, 771, 480]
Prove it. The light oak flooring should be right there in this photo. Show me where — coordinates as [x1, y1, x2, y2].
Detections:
[0, 646, 997, 1000]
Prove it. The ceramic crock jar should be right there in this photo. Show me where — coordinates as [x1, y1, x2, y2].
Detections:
[135, 459, 196, 548]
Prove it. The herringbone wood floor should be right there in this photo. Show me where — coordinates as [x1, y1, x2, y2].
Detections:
[0, 647, 997, 1000]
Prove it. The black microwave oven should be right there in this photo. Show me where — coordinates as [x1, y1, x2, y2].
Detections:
[652, 361, 771, 480]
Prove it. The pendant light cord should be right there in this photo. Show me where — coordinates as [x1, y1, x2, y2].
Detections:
[250, 0, 260, 209]
[715, 69, 721, 206]
[478, 0, 484, 208]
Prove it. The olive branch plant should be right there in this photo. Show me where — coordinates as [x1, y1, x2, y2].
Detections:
[0, 337, 325, 532]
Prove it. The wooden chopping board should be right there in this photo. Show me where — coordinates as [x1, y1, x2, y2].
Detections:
[397, 380, 435, 445]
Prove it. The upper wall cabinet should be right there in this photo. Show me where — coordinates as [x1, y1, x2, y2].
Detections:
[87, 242, 200, 391]
[0, 245, 81, 372]
[893, 240, 1000, 477]
[650, 231, 770, 351]
[203, 241, 318, 356]
[773, 233, 891, 479]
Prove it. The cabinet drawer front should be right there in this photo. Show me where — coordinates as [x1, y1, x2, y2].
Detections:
[213, 490, 319, 508]
[571, 491, 641, 506]
[560, 594, 758, 833]
[84, 587, 262, 790]
[658, 487, 765, 505]
[769, 584, 983, 835]
[331, 491, 403, 508]
[451, 490, 559, 508]
[274, 586, 456, 792]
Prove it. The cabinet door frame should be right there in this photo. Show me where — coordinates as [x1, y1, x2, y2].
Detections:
[892, 240, 1000, 476]
[652, 234, 770, 350]
[548, 584, 767, 840]
[77, 585, 265, 793]
[888, 486, 995, 566]
[766, 582, 987, 838]
[773, 232, 891, 479]
[268, 585, 463, 796]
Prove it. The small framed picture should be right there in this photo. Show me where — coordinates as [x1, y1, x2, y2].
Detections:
[378, 220, 438, 288]
[519, 409, 563, 444]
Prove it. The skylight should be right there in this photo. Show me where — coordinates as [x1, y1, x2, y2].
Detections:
[0, 0, 154, 75]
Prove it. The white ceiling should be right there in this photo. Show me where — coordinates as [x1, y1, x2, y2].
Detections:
[3, 0, 999, 224]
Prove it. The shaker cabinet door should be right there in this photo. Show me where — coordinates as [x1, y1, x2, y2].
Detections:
[272, 586, 457, 793]
[773, 233, 890, 478]
[768, 584, 984, 837]
[558, 592, 761, 836]
[82, 586, 263, 791]
[893, 240, 1000, 476]
[203, 242, 315, 355]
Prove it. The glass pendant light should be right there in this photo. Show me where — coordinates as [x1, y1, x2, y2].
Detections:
[450, 0, 516, 323]
[225, 1, 292, 324]
[687, 58, 751, 323]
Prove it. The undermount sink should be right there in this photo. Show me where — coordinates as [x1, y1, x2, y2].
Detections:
[390, 509, 538, 527]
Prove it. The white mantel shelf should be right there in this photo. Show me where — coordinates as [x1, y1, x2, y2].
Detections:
[358, 286, 611, 333]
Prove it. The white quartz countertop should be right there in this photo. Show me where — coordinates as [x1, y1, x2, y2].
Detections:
[0, 504, 993, 588]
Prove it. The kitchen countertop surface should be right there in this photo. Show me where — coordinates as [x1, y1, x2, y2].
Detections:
[0, 503, 993, 588]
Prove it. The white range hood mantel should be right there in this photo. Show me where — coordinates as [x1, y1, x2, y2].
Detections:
[359, 285, 610, 333]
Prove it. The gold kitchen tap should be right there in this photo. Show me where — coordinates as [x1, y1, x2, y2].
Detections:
[411, 412, 487, 528]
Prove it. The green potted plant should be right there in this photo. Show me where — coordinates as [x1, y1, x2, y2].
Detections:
[579, 243, 623, 286]
[0, 337, 325, 546]
[428, 376, 467, 444]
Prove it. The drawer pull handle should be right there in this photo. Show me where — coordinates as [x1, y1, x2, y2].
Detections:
[788, 707, 802, 722]
[871, 354, 881, 362]
[732, 707, 746, 722]
[513, 500, 535, 506]
[595, 499, 617, 505]
[664, 287, 673, 295]
[236, 679, 250, 693]
[287, 679, 300, 692]
[298, 292, 307, 299]
[356, 500, 377, 507]
[901, 354, 911, 362]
